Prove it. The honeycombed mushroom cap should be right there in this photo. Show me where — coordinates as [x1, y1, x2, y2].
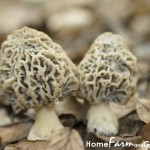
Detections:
[0, 27, 79, 113]
[78, 32, 138, 104]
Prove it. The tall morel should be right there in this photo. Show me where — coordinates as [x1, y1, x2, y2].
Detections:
[77, 32, 138, 136]
[0, 27, 79, 140]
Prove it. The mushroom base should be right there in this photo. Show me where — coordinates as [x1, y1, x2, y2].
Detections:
[27, 105, 63, 141]
[86, 103, 118, 136]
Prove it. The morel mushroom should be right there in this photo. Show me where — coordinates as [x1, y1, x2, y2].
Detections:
[77, 32, 138, 136]
[0, 27, 79, 140]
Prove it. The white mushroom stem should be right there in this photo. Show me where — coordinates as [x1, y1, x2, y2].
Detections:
[28, 104, 63, 141]
[86, 103, 119, 136]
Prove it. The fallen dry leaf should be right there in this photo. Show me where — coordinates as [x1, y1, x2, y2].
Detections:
[0, 108, 11, 126]
[89, 132, 142, 143]
[96, 135, 142, 143]
[136, 98, 150, 123]
[4, 128, 84, 150]
[110, 94, 137, 119]
[47, 128, 84, 150]
[4, 140, 47, 150]
[0, 120, 33, 145]
[56, 96, 89, 121]
[141, 122, 150, 142]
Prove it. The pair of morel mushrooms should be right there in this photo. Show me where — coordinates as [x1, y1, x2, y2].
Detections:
[0, 27, 138, 140]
